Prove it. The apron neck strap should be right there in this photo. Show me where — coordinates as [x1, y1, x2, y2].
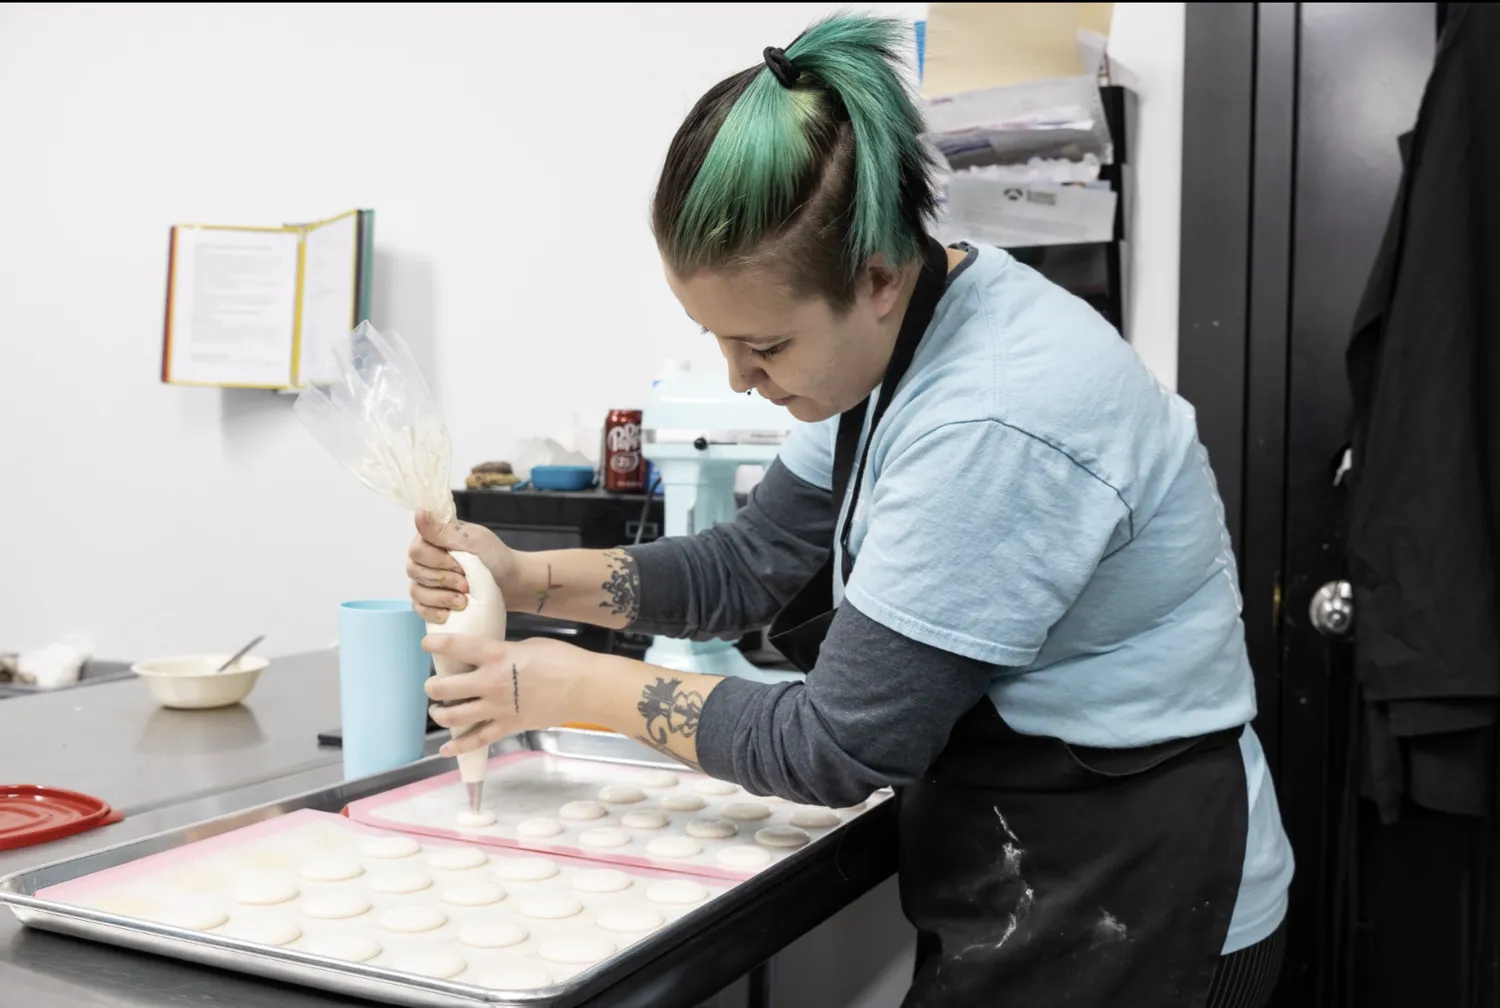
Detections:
[832, 237, 952, 582]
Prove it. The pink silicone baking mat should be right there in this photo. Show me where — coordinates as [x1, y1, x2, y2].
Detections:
[37, 809, 339, 903]
[33, 807, 729, 992]
[38, 809, 686, 903]
[345, 751, 882, 883]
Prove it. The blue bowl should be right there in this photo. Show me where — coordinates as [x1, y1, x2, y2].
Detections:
[529, 465, 597, 491]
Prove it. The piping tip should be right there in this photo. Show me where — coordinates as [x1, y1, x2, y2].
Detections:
[466, 781, 484, 814]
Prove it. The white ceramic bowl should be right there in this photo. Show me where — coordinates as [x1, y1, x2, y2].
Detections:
[131, 654, 268, 709]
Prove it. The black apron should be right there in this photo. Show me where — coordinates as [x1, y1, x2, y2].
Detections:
[767, 239, 1250, 1008]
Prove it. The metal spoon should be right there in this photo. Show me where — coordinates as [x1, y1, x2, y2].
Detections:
[216, 635, 266, 673]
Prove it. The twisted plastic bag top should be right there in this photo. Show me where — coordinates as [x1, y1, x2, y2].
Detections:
[294, 322, 457, 527]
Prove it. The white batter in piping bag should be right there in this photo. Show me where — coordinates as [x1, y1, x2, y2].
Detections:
[427, 548, 506, 812]
[294, 322, 505, 813]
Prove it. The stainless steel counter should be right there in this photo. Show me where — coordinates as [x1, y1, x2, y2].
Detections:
[0, 652, 904, 1008]
[2, 652, 345, 816]
[0, 765, 381, 1007]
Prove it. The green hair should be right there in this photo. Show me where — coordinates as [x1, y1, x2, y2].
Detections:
[653, 13, 937, 304]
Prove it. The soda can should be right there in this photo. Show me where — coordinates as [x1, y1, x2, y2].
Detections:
[603, 409, 645, 492]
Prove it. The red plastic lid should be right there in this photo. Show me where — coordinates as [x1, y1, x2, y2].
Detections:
[0, 785, 123, 851]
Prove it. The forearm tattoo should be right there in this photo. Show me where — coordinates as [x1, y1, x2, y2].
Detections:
[511, 663, 520, 714]
[536, 563, 563, 614]
[599, 550, 640, 621]
[634, 676, 704, 771]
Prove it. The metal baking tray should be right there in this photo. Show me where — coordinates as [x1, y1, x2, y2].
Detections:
[0, 729, 869, 1007]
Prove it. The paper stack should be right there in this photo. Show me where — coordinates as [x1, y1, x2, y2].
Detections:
[921, 4, 1118, 249]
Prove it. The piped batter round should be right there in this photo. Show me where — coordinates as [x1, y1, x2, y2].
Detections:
[152, 905, 227, 931]
[646, 835, 702, 859]
[685, 817, 737, 839]
[558, 800, 607, 821]
[440, 881, 506, 906]
[376, 905, 447, 933]
[635, 770, 680, 789]
[427, 846, 489, 871]
[367, 869, 432, 894]
[597, 784, 647, 804]
[455, 809, 498, 828]
[517, 892, 583, 920]
[493, 856, 559, 882]
[789, 807, 841, 829]
[570, 868, 633, 894]
[755, 825, 811, 849]
[362, 836, 422, 859]
[229, 878, 299, 906]
[596, 902, 666, 932]
[516, 817, 564, 839]
[693, 779, 738, 796]
[301, 892, 372, 920]
[621, 809, 671, 830]
[298, 857, 364, 882]
[458, 921, 528, 948]
[660, 793, 707, 813]
[221, 918, 302, 946]
[578, 827, 630, 849]
[722, 801, 772, 821]
[716, 845, 774, 869]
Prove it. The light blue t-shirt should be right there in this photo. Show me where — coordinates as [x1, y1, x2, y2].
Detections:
[778, 244, 1293, 954]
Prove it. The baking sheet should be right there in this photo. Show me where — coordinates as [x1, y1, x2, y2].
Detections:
[346, 750, 885, 882]
[0, 730, 878, 1007]
[37, 808, 727, 994]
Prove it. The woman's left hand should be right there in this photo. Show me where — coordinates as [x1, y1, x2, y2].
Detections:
[423, 631, 725, 771]
[423, 634, 586, 757]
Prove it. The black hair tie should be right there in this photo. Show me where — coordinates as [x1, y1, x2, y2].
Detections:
[762, 46, 799, 88]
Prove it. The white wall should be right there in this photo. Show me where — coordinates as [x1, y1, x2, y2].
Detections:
[0, 2, 1179, 663]
[1108, 2, 1184, 389]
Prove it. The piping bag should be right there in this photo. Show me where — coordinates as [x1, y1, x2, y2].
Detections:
[294, 322, 502, 812]
[430, 551, 505, 811]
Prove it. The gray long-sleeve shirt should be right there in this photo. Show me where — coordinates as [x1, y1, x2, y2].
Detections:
[625, 459, 995, 808]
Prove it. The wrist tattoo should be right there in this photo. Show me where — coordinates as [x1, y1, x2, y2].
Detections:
[633, 676, 704, 770]
[536, 563, 563, 614]
[511, 663, 520, 714]
[600, 550, 640, 621]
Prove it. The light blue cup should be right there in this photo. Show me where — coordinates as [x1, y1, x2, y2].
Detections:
[338, 600, 430, 780]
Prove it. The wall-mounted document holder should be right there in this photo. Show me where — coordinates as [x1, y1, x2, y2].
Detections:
[161, 209, 374, 390]
[930, 86, 1132, 335]
[1010, 86, 1131, 334]
[914, 4, 1130, 335]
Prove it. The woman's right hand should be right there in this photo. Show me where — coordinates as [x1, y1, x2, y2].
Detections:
[407, 511, 522, 624]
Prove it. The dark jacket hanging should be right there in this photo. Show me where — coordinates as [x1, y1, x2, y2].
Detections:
[1344, 2, 1500, 823]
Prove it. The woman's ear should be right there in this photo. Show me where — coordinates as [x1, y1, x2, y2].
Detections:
[862, 254, 907, 318]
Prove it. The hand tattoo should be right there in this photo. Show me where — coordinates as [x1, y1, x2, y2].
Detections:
[536, 563, 563, 614]
[633, 676, 704, 770]
[511, 663, 520, 714]
[599, 550, 640, 621]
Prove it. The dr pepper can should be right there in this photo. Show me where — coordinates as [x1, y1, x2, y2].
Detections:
[603, 409, 646, 492]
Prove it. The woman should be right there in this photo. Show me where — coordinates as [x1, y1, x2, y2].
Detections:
[410, 14, 1293, 1007]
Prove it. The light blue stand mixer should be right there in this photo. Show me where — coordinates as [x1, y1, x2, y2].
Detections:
[641, 369, 801, 684]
